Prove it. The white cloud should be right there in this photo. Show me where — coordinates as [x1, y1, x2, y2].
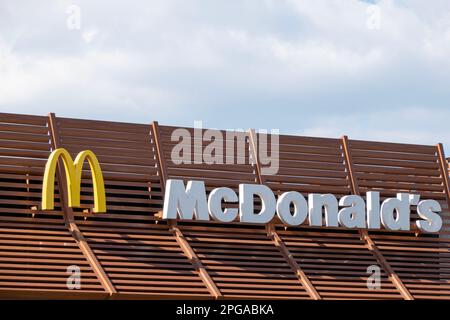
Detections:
[0, 0, 450, 150]
[301, 106, 450, 147]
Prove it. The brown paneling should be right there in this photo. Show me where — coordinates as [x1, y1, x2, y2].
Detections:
[158, 125, 258, 191]
[348, 140, 445, 200]
[276, 227, 402, 300]
[260, 134, 351, 197]
[49, 116, 211, 298]
[1, 112, 450, 300]
[258, 133, 403, 299]
[348, 138, 450, 299]
[157, 125, 311, 299]
[48, 113, 116, 295]
[178, 222, 310, 299]
[249, 130, 321, 299]
[0, 113, 105, 297]
[365, 233, 450, 299]
[342, 135, 413, 300]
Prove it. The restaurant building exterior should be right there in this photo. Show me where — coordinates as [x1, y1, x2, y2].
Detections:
[0, 111, 449, 300]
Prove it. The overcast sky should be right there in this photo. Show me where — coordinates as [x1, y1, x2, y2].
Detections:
[1, 0, 450, 151]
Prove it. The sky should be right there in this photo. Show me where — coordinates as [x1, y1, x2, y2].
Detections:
[1, 0, 450, 152]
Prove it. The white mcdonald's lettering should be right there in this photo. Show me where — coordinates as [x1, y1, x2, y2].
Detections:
[162, 179, 443, 233]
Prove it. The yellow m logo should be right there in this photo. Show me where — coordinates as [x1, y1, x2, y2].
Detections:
[42, 148, 106, 213]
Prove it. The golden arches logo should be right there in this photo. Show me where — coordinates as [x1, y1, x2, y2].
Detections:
[42, 148, 106, 213]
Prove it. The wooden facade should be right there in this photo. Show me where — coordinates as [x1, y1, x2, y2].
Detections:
[0, 112, 449, 300]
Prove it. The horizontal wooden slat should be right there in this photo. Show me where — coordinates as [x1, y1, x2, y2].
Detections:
[2, 112, 450, 300]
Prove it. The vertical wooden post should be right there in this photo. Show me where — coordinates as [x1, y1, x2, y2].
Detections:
[341, 135, 360, 196]
[266, 224, 321, 300]
[151, 121, 169, 190]
[151, 121, 223, 299]
[341, 135, 414, 300]
[437, 143, 450, 211]
[248, 129, 264, 184]
[171, 226, 222, 299]
[47, 113, 116, 297]
[249, 129, 321, 300]
[47, 113, 75, 224]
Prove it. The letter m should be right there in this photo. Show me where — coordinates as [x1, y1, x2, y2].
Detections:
[163, 179, 209, 221]
[42, 148, 106, 213]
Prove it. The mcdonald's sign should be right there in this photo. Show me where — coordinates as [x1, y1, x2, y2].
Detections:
[42, 148, 106, 213]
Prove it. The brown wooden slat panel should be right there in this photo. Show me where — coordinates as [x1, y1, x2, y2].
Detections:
[76, 220, 210, 296]
[159, 125, 258, 191]
[349, 140, 437, 154]
[0, 113, 106, 297]
[56, 117, 162, 216]
[277, 227, 403, 300]
[54, 117, 210, 297]
[348, 138, 450, 299]
[260, 133, 351, 197]
[2, 112, 450, 300]
[179, 223, 310, 299]
[349, 139, 444, 198]
[369, 232, 450, 299]
[349, 138, 449, 228]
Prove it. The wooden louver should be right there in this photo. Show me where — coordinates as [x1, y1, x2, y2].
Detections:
[0, 112, 449, 300]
